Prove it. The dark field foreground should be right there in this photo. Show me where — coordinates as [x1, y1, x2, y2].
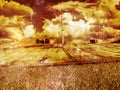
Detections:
[0, 62, 120, 90]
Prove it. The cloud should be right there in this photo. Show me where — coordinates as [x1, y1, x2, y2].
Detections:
[42, 0, 120, 40]
[0, 1, 33, 17]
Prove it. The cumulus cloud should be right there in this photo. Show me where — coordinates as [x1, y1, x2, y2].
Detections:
[42, 0, 120, 41]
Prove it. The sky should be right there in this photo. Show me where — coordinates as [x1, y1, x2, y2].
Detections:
[6, 0, 98, 31]
[0, 0, 120, 41]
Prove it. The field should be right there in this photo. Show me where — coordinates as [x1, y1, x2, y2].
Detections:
[0, 40, 120, 89]
[0, 40, 120, 65]
[0, 63, 120, 90]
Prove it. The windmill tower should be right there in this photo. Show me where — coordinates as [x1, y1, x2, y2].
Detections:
[61, 14, 64, 45]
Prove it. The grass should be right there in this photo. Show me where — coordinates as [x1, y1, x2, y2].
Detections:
[0, 62, 120, 90]
[0, 42, 120, 89]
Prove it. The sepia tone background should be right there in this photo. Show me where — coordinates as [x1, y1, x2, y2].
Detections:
[0, 0, 120, 89]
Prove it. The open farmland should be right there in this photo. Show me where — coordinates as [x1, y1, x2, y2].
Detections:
[0, 41, 120, 89]
[0, 41, 120, 66]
